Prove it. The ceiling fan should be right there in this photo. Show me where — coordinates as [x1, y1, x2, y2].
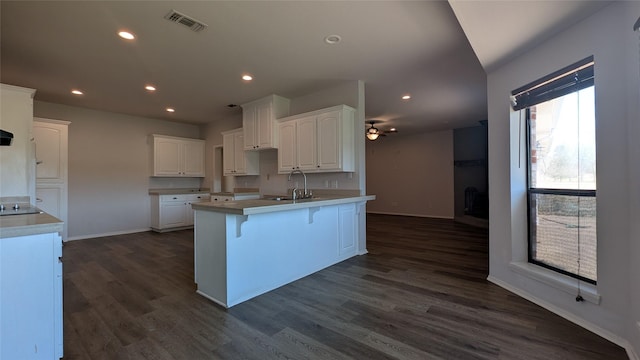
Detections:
[365, 120, 397, 141]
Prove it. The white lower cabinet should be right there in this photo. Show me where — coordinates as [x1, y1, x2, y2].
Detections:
[1, 232, 63, 359]
[210, 193, 260, 203]
[150, 193, 210, 231]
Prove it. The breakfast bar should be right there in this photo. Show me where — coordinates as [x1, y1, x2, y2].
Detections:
[191, 195, 374, 308]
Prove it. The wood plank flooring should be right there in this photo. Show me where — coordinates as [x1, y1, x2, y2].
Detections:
[62, 214, 627, 359]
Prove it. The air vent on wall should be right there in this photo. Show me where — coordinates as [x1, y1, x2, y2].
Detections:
[164, 10, 208, 32]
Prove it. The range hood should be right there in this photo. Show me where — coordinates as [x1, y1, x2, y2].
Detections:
[0, 130, 14, 146]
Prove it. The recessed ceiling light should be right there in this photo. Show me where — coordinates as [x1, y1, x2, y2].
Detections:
[242, 74, 253, 81]
[324, 35, 341, 44]
[389, 128, 397, 132]
[118, 31, 135, 40]
[166, 108, 175, 113]
[145, 85, 156, 91]
[71, 89, 83, 95]
[401, 95, 411, 100]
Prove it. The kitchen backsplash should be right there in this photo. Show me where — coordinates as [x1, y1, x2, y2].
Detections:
[149, 176, 203, 190]
[232, 149, 360, 195]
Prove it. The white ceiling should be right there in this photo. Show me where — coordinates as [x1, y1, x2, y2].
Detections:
[0, 1, 610, 134]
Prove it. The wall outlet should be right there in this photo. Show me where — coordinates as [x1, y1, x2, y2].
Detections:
[324, 180, 329, 188]
[347, 172, 353, 179]
[332, 180, 338, 188]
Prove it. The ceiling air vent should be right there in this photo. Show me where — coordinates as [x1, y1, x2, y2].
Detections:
[164, 10, 207, 32]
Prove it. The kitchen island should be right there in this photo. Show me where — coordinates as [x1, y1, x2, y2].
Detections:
[192, 195, 374, 308]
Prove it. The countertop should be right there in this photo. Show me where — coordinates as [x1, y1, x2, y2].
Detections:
[148, 188, 210, 195]
[192, 195, 376, 216]
[0, 212, 63, 239]
[210, 192, 261, 197]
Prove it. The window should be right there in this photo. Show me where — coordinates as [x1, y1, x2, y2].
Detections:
[512, 56, 597, 284]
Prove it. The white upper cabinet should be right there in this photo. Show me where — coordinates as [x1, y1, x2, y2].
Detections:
[277, 121, 297, 172]
[296, 115, 318, 171]
[222, 128, 259, 176]
[277, 105, 355, 174]
[242, 95, 290, 150]
[151, 134, 205, 177]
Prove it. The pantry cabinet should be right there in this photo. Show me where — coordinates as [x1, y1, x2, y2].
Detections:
[34, 118, 70, 240]
[277, 105, 355, 174]
[242, 95, 290, 150]
[222, 129, 259, 176]
[151, 135, 205, 177]
[150, 193, 210, 231]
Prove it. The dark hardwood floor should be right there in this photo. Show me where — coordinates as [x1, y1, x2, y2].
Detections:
[62, 214, 627, 359]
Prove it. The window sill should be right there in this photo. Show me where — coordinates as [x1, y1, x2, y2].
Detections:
[509, 262, 601, 305]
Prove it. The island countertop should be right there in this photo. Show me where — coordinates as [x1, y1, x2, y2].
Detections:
[0, 212, 63, 239]
[191, 195, 375, 216]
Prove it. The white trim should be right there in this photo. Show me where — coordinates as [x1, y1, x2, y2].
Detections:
[509, 261, 600, 304]
[33, 117, 71, 126]
[366, 210, 453, 219]
[196, 290, 228, 308]
[488, 275, 636, 358]
[65, 228, 151, 241]
[1, 83, 36, 97]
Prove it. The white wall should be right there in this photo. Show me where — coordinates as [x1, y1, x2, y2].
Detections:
[0, 84, 36, 201]
[366, 130, 454, 218]
[34, 101, 202, 240]
[487, 2, 639, 356]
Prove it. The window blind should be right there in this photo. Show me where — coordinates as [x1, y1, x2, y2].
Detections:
[511, 56, 594, 111]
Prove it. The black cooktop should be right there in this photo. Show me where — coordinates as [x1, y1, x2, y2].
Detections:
[0, 204, 43, 216]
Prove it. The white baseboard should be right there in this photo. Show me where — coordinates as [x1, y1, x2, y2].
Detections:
[65, 227, 152, 241]
[366, 210, 453, 219]
[487, 275, 637, 359]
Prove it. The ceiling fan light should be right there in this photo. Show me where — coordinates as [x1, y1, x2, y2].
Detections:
[366, 133, 379, 141]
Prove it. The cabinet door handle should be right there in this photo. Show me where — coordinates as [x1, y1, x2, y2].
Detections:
[36, 198, 43, 203]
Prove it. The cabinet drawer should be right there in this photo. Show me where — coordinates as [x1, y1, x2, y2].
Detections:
[160, 194, 210, 202]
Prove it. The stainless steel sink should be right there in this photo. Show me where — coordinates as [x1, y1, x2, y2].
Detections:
[265, 196, 292, 201]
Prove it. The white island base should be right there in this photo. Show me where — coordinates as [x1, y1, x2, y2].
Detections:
[194, 198, 369, 308]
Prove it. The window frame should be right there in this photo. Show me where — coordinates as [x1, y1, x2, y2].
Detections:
[519, 61, 597, 285]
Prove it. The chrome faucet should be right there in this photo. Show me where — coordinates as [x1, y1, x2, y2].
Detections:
[288, 169, 309, 200]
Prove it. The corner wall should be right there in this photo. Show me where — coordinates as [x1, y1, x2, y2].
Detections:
[627, 13, 640, 360]
[486, 2, 638, 355]
[0, 84, 36, 201]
